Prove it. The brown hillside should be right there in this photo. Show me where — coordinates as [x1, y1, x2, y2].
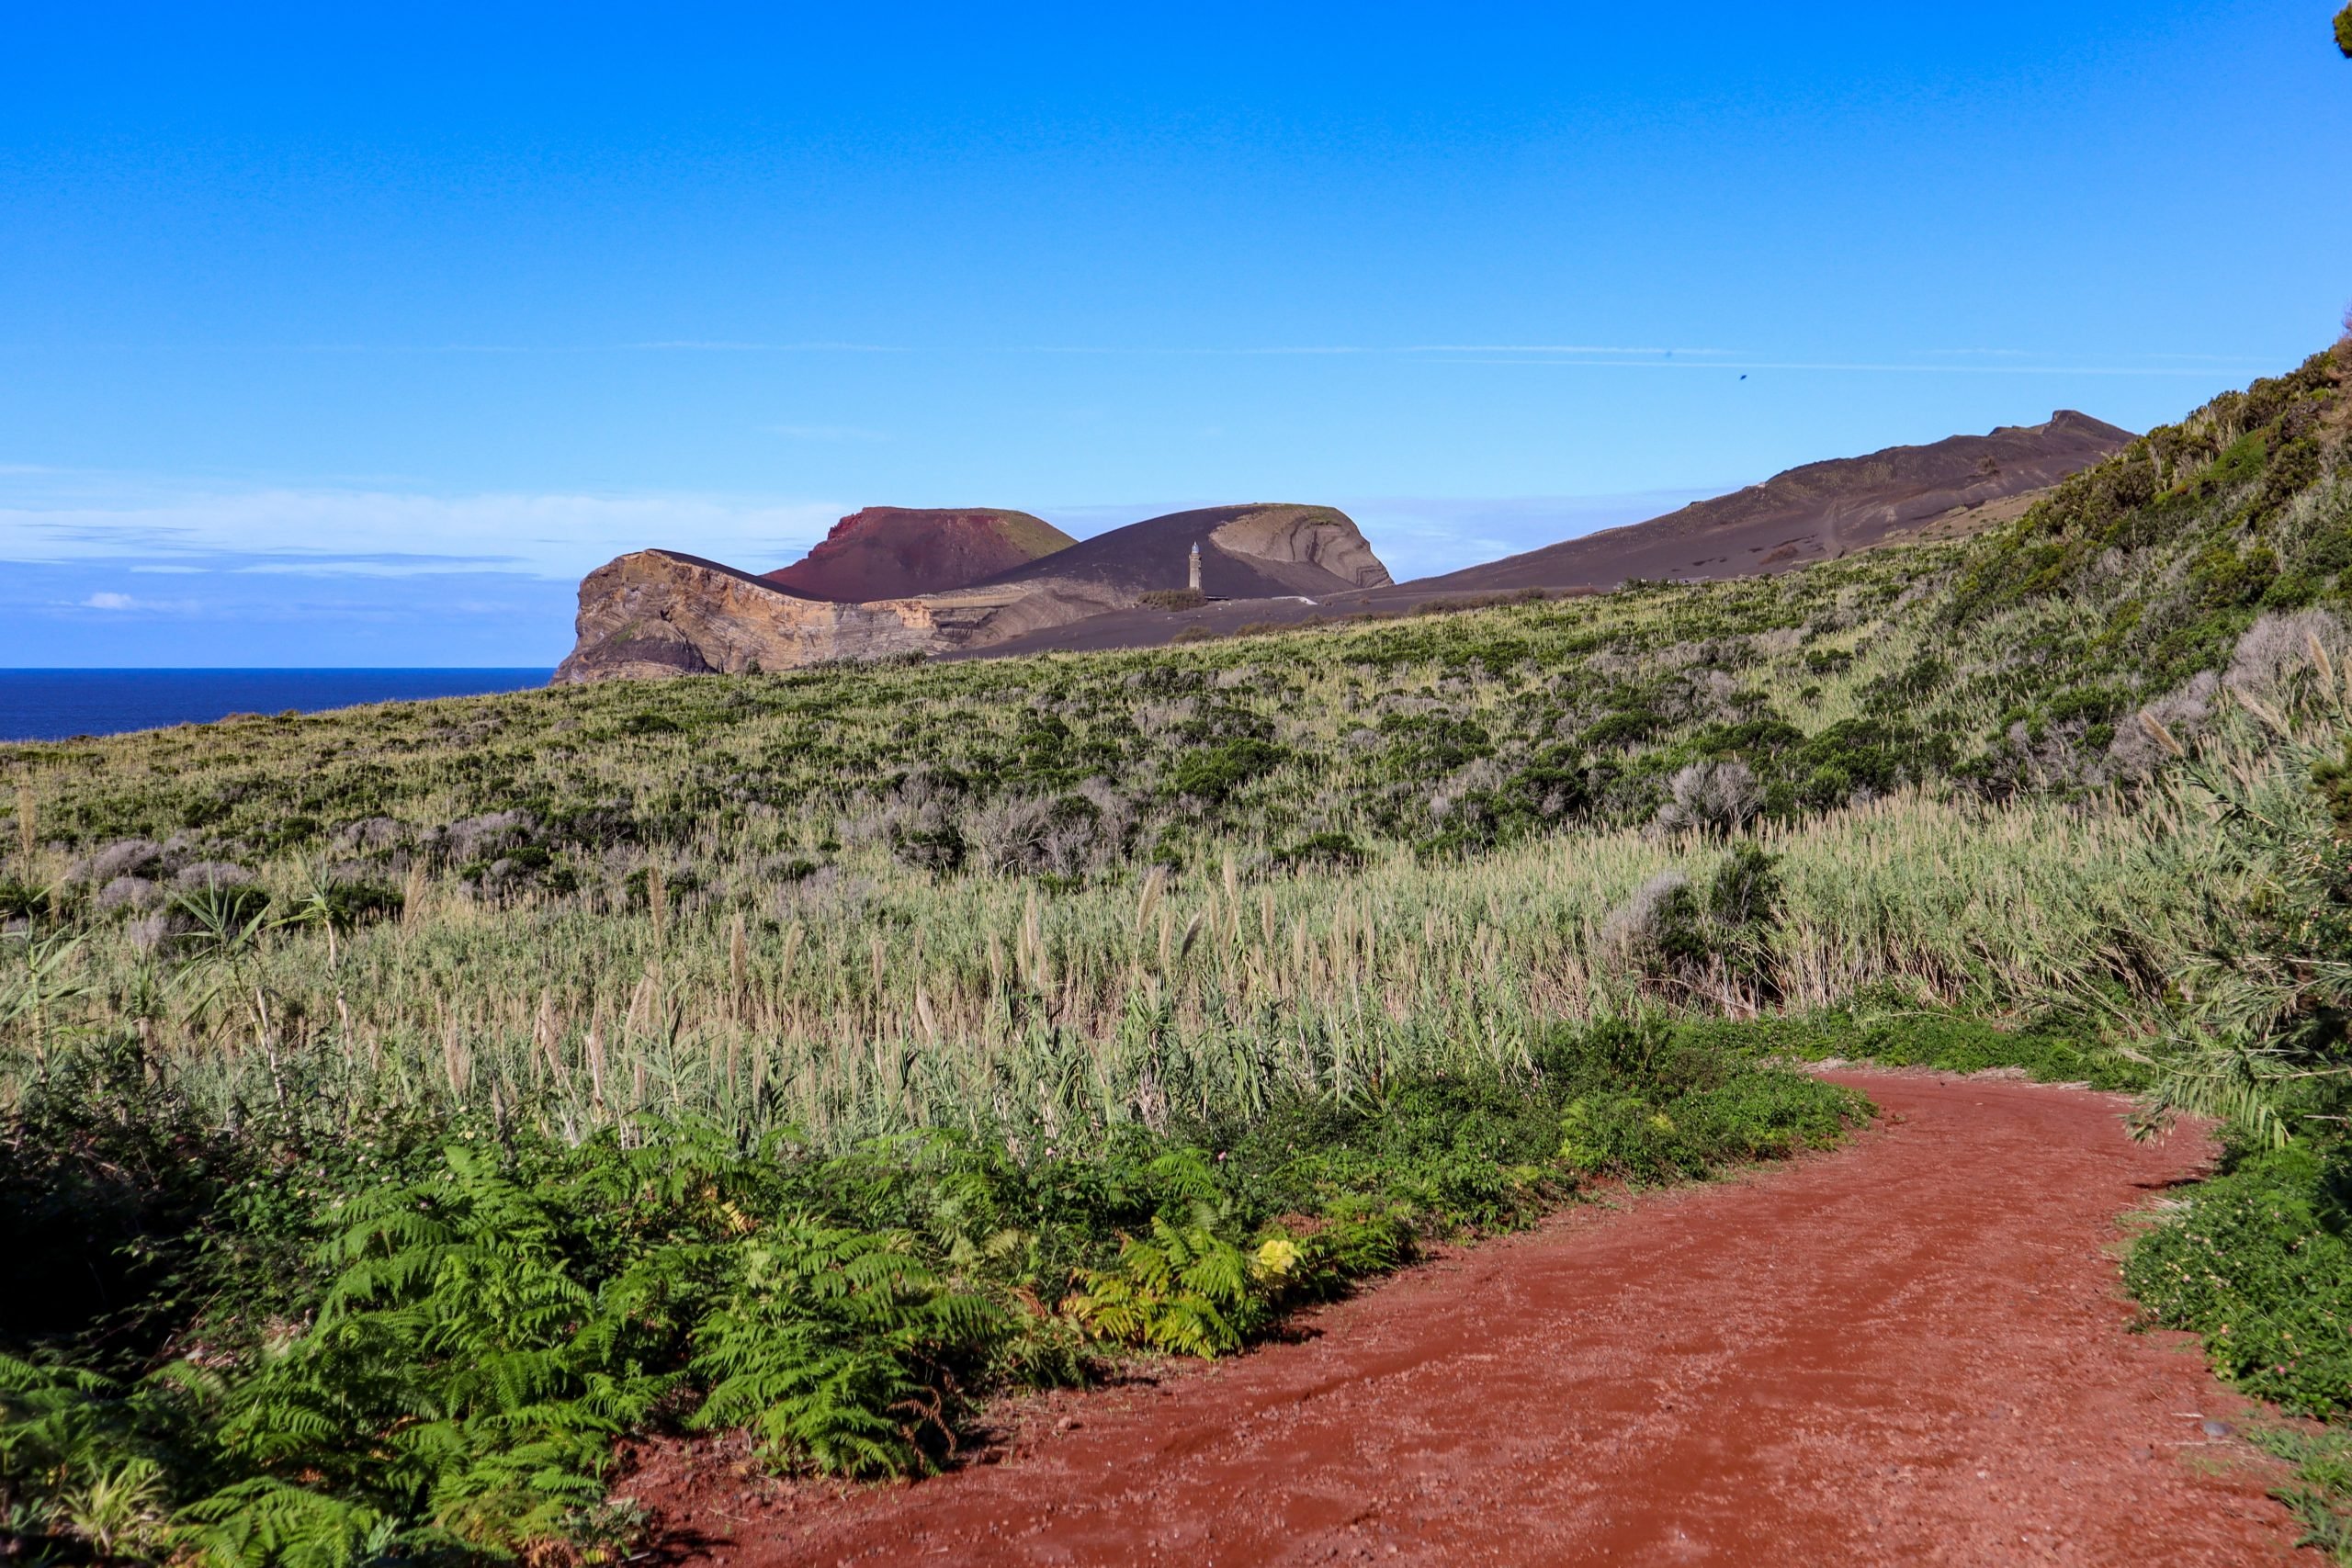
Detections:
[762, 507, 1075, 601]
[1407, 410, 2133, 597]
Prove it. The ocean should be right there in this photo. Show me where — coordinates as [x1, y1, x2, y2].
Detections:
[0, 669, 554, 742]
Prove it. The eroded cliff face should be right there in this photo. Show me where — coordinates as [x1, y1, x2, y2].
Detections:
[1207, 505, 1393, 590]
[551, 553, 955, 682]
[550, 551, 1127, 682]
[553, 503, 1395, 682]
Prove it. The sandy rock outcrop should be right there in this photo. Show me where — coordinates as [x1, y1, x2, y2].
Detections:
[550, 553, 947, 682]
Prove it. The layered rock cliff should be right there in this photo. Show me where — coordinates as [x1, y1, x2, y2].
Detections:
[549, 552, 950, 682]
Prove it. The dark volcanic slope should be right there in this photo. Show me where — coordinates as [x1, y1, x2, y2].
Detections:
[1414, 410, 2133, 595]
[970, 503, 1390, 600]
[956, 414, 2133, 661]
[763, 507, 1075, 602]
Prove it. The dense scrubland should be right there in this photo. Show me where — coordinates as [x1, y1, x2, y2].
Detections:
[3, 343, 2350, 1564]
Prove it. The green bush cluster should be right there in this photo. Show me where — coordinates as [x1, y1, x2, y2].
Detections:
[0, 879, 49, 920]
[1556, 1070, 1859, 1182]
[1673, 1007, 2146, 1090]
[2124, 1145, 2352, 1419]
[1947, 347, 2349, 715]
[0, 1019, 1862, 1564]
[1168, 738, 1285, 803]
[1609, 843, 1787, 1002]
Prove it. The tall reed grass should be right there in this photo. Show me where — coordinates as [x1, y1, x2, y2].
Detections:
[1, 782, 2183, 1155]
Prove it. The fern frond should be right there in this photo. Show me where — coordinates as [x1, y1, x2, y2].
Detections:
[175, 1478, 384, 1568]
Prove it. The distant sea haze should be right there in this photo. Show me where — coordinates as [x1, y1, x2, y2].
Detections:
[0, 670, 553, 742]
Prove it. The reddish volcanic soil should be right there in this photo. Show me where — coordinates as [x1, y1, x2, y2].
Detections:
[762, 507, 1074, 602]
[634, 1071, 2301, 1566]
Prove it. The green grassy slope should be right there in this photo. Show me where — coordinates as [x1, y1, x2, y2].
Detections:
[7, 348, 2343, 886]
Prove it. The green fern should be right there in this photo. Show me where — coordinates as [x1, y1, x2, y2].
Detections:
[0, 1018, 1862, 1560]
[689, 1221, 1004, 1476]
[175, 1477, 388, 1568]
[204, 1143, 674, 1557]
[1066, 1216, 1262, 1357]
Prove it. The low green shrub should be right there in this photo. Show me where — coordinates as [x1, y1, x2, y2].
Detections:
[1605, 844, 1786, 1002]
[1556, 1069, 1861, 1182]
[890, 822, 967, 874]
[317, 878, 404, 930]
[1676, 1007, 2145, 1090]
[1169, 738, 1284, 803]
[1271, 832, 1367, 871]
[0, 878, 47, 920]
[2124, 1145, 2352, 1419]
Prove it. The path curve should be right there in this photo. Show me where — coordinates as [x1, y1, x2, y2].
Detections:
[649, 1071, 2301, 1565]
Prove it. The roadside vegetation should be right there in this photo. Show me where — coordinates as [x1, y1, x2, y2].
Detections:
[1, 341, 2347, 1562]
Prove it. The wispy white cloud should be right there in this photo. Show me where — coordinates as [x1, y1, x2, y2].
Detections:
[0, 476, 848, 581]
[61, 589, 202, 615]
[769, 423, 888, 443]
[1441, 355, 2253, 377]
[0, 341, 911, 355]
[2, 557, 577, 663]
[1399, 344, 1734, 356]
[989, 344, 2255, 376]
[1005, 343, 1735, 358]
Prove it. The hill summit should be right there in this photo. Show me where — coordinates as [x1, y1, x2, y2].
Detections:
[975, 502, 1392, 598]
[763, 506, 1075, 601]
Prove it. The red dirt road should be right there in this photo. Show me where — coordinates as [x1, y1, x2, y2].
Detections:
[652, 1071, 2301, 1565]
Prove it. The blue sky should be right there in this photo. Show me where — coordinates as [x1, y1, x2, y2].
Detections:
[3, 2, 2347, 666]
